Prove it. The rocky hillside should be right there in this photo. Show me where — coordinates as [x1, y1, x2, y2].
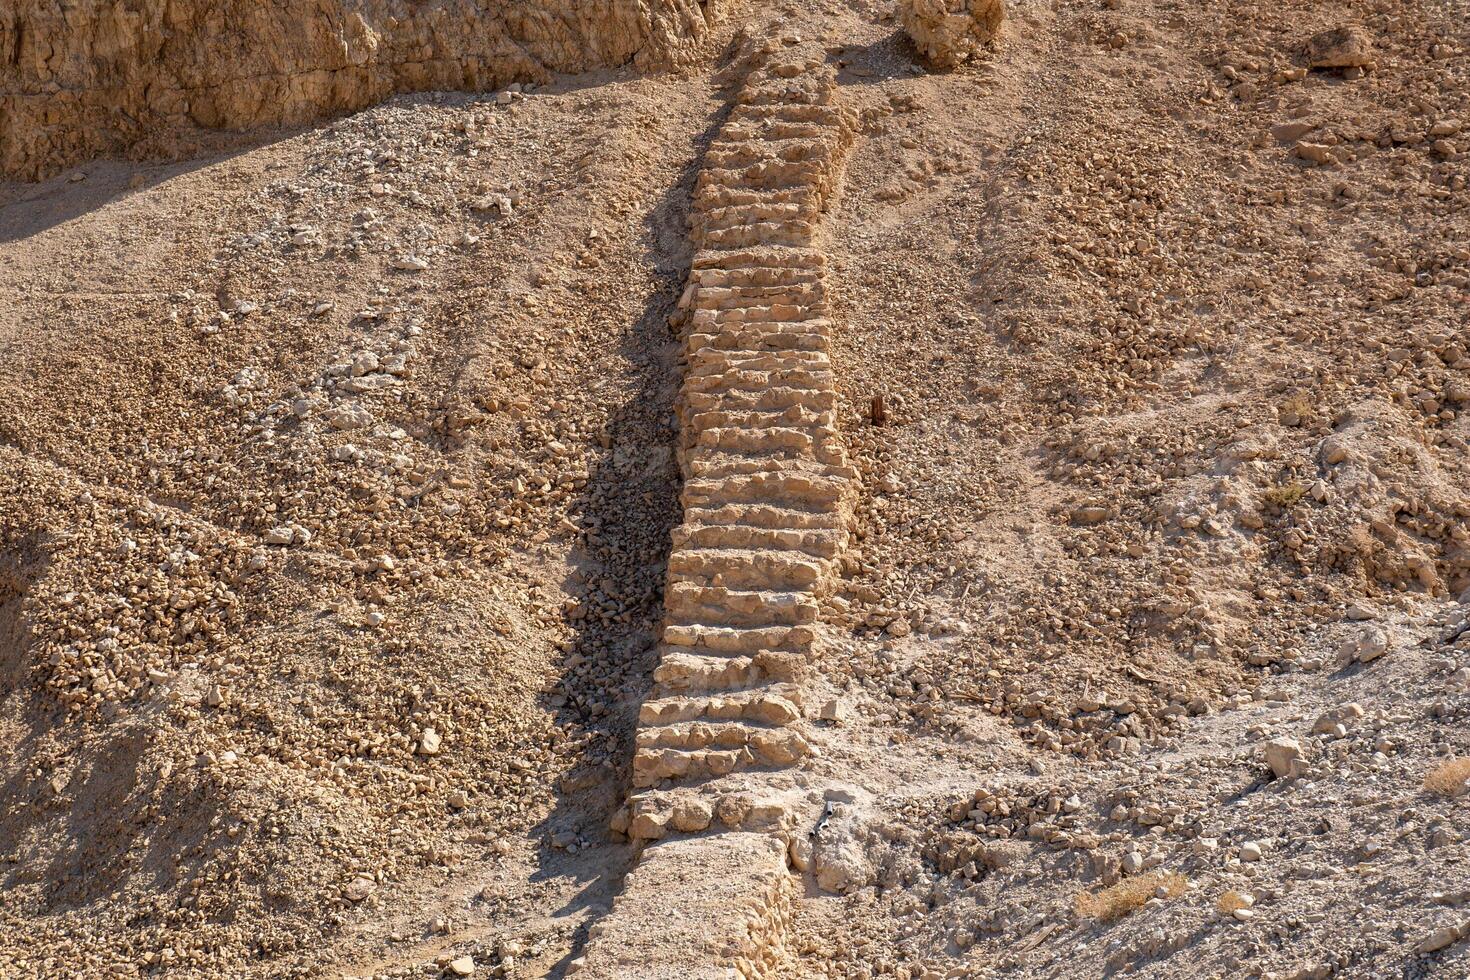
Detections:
[0, 0, 1467, 977]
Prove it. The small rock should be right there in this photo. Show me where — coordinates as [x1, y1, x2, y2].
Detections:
[1313, 703, 1364, 735]
[670, 799, 714, 833]
[1417, 921, 1469, 953]
[418, 728, 443, 755]
[1296, 142, 1335, 165]
[342, 877, 376, 902]
[1265, 738, 1305, 780]
[818, 699, 847, 724]
[264, 526, 295, 546]
[1306, 26, 1375, 69]
[1354, 626, 1391, 663]
[393, 255, 429, 271]
[1271, 121, 1316, 144]
[447, 956, 475, 977]
[1240, 841, 1264, 862]
[628, 810, 670, 840]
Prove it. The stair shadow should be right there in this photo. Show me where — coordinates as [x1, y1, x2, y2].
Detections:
[523, 66, 745, 979]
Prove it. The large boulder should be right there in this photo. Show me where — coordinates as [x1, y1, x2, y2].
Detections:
[900, 0, 1005, 68]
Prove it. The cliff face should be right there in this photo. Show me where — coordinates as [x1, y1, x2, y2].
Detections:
[0, 0, 724, 180]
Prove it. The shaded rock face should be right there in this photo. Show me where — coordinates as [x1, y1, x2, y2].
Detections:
[0, 0, 725, 180]
[899, 0, 1004, 68]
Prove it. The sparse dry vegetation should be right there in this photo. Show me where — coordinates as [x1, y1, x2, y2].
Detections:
[1424, 758, 1470, 796]
[1262, 481, 1308, 509]
[1076, 873, 1189, 922]
[1217, 889, 1255, 916]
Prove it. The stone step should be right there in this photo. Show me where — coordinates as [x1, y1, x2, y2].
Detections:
[681, 472, 849, 512]
[685, 403, 833, 433]
[667, 547, 825, 591]
[683, 325, 830, 356]
[722, 120, 831, 144]
[635, 719, 808, 753]
[689, 302, 823, 325]
[693, 201, 818, 235]
[693, 182, 824, 214]
[692, 264, 822, 291]
[681, 384, 837, 415]
[682, 446, 849, 481]
[632, 730, 810, 787]
[729, 101, 847, 128]
[692, 424, 818, 453]
[665, 582, 820, 627]
[698, 219, 819, 250]
[574, 833, 795, 976]
[638, 684, 805, 726]
[671, 521, 844, 558]
[682, 502, 844, 532]
[661, 621, 817, 655]
[738, 80, 835, 108]
[697, 161, 832, 197]
[703, 137, 841, 170]
[634, 725, 809, 770]
[691, 282, 826, 310]
[691, 244, 826, 272]
[683, 370, 836, 402]
[685, 345, 831, 374]
[632, 733, 809, 787]
[651, 652, 760, 692]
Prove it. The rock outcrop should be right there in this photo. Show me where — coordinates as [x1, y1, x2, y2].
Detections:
[899, 0, 1005, 68]
[0, 0, 727, 180]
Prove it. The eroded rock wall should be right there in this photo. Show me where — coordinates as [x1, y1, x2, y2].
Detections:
[0, 0, 725, 179]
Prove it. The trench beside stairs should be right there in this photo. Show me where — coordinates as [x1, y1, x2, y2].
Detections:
[578, 35, 859, 979]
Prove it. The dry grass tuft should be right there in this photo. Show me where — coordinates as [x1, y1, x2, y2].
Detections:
[1424, 758, 1470, 796]
[1262, 481, 1307, 508]
[1076, 872, 1187, 922]
[1217, 889, 1253, 915]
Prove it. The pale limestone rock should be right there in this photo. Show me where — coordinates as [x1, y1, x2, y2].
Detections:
[670, 798, 714, 833]
[1264, 737, 1305, 779]
[899, 0, 1005, 68]
[812, 820, 872, 894]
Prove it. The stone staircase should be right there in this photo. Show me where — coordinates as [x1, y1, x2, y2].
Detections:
[578, 36, 856, 979]
[619, 38, 856, 844]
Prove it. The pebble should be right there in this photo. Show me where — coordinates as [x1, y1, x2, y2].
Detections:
[264, 526, 295, 546]
[1240, 842, 1264, 862]
[448, 956, 476, 976]
[342, 877, 376, 902]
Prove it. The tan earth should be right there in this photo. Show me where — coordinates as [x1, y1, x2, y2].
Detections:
[1, 0, 1468, 978]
